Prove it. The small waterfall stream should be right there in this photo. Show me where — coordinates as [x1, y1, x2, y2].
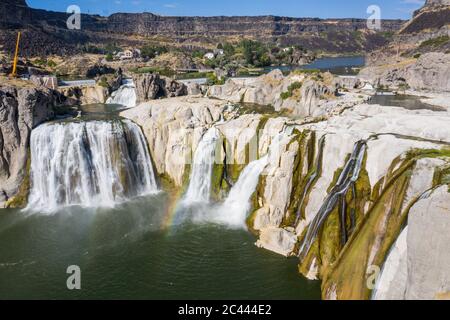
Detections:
[298, 140, 367, 259]
[27, 119, 158, 212]
[106, 80, 137, 108]
[214, 131, 289, 228]
[183, 127, 220, 204]
[295, 135, 326, 226]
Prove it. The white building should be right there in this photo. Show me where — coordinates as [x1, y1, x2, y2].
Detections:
[204, 52, 215, 60]
[116, 49, 141, 60]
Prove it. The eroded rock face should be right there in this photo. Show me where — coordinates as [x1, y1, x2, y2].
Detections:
[360, 53, 450, 92]
[185, 82, 202, 96]
[58, 85, 108, 105]
[132, 73, 187, 104]
[407, 53, 450, 92]
[375, 185, 450, 300]
[120, 95, 450, 300]
[207, 70, 339, 117]
[0, 85, 56, 207]
[406, 186, 450, 300]
[120, 96, 230, 186]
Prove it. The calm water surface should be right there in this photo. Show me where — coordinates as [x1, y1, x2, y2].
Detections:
[369, 94, 446, 112]
[266, 56, 365, 75]
[0, 193, 320, 300]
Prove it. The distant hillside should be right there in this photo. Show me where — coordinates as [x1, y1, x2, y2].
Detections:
[402, 0, 450, 34]
[0, 0, 405, 57]
[359, 0, 450, 92]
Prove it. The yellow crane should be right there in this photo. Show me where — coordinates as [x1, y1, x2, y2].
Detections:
[10, 32, 21, 78]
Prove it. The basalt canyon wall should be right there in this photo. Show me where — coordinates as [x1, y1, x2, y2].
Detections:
[0, 0, 405, 56]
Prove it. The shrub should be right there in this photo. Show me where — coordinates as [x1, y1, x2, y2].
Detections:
[419, 36, 449, 48]
[280, 81, 303, 100]
[141, 45, 168, 59]
[46, 59, 57, 68]
[207, 73, 225, 85]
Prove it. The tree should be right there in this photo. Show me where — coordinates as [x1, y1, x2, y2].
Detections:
[141, 45, 168, 60]
[240, 40, 270, 67]
[223, 43, 235, 57]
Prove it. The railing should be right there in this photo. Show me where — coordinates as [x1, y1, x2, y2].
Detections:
[59, 79, 96, 88]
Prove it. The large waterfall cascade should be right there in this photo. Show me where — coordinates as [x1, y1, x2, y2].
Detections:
[183, 127, 221, 204]
[106, 79, 137, 108]
[26, 119, 158, 212]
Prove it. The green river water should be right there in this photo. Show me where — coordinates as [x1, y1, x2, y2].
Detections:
[0, 193, 320, 300]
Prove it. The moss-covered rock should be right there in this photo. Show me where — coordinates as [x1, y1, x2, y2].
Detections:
[5, 154, 31, 209]
[321, 157, 416, 300]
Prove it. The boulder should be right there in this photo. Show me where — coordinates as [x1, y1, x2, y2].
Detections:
[86, 64, 116, 79]
[256, 227, 298, 257]
[295, 79, 337, 117]
[186, 82, 202, 96]
[208, 69, 339, 117]
[58, 85, 108, 105]
[132, 73, 187, 104]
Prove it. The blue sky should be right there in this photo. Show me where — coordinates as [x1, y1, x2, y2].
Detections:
[27, 0, 425, 19]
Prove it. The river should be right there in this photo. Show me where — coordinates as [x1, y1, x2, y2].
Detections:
[0, 104, 320, 300]
[0, 195, 320, 299]
[265, 55, 366, 75]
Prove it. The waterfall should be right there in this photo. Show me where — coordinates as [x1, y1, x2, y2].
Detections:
[295, 135, 326, 226]
[298, 140, 367, 259]
[106, 80, 137, 108]
[214, 130, 291, 228]
[215, 155, 269, 228]
[183, 127, 220, 204]
[26, 119, 158, 213]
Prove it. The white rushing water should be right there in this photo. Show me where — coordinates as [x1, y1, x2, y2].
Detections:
[215, 155, 268, 228]
[209, 130, 291, 228]
[183, 127, 220, 204]
[175, 129, 288, 228]
[106, 80, 137, 108]
[26, 119, 158, 213]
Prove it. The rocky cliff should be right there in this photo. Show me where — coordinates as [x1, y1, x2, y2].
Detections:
[0, 82, 56, 207]
[0, 0, 404, 56]
[207, 69, 367, 117]
[359, 52, 450, 92]
[358, 0, 450, 92]
[132, 73, 187, 104]
[374, 186, 450, 300]
[121, 93, 450, 300]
